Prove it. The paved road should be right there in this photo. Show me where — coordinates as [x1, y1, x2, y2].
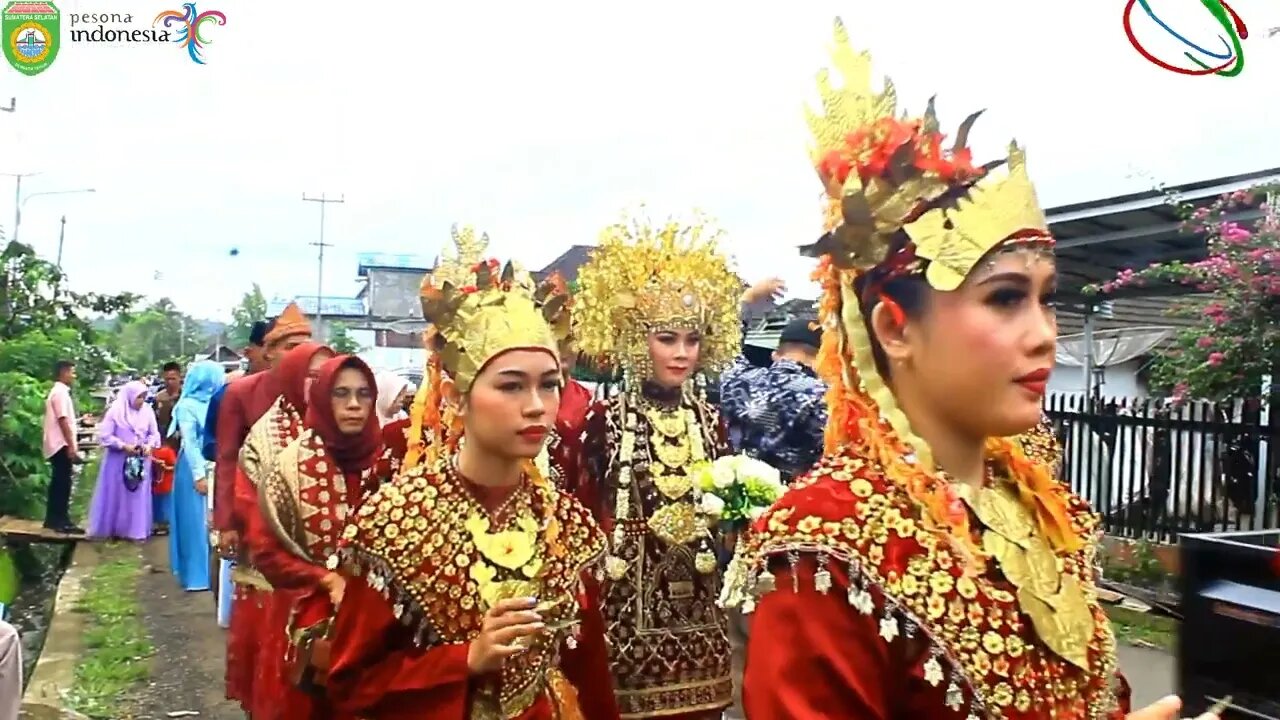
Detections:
[1119, 643, 1178, 708]
[132, 540, 241, 720]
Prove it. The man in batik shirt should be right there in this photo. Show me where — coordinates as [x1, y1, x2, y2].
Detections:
[720, 309, 827, 483]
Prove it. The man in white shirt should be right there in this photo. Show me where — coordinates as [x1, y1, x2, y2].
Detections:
[42, 360, 83, 534]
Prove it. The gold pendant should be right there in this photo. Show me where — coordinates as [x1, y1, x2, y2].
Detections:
[968, 483, 1036, 546]
[647, 502, 701, 546]
[652, 438, 691, 468]
[984, 531, 1060, 600]
[645, 408, 687, 438]
[651, 471, 693, 500]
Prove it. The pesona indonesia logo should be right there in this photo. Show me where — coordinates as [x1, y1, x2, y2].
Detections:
[3, 1, 61, 76]
[1123, 0, 1249, 77]
[153, 3, 225, 64]
[68, 3, 225, 64]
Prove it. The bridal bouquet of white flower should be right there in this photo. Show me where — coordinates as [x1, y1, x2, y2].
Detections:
[689, 454, 785, 531]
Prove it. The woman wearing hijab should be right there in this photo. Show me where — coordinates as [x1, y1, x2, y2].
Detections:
[373, 370, 411, 427]
[249, 355, 383, 719]
[87, 381, 162, 541]
[168, 361, 226, 591]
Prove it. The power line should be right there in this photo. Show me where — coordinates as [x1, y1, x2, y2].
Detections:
[301, 192, 344, 341]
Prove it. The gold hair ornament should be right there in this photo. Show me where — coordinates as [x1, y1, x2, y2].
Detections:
[572, 207, 743, 382]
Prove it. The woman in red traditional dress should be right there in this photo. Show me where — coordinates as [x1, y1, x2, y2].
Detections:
[250, 354, 383, 720]
[568, 211, 746, 720]
[725, 19, 1217, 720]
[326, 246, 618, 720]
[233, 341, 335, 720]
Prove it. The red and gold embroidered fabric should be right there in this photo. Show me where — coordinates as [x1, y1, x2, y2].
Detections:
[260, 428, 375, 567]
[339, 461, 607, 719]
[728, 451, 1125, 719]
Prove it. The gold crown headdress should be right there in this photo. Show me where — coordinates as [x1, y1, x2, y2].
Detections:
[401, 226, 570, 472]
[573, 208, 742, 380]
[430, 225, 489, 288]
[802, 19, 1079, 556]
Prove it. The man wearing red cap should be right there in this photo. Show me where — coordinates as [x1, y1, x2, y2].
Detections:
[212, 302, 311, 710]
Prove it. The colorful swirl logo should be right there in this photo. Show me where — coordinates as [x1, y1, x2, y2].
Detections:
[1123, 0, 1249, 76]
[153, 2, 226, 65]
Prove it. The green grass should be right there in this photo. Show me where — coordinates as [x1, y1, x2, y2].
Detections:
[1106, 606, 1177, 652]
[66, 545, 154, 719]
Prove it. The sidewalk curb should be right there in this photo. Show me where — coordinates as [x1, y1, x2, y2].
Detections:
[18, 543, 98, 720]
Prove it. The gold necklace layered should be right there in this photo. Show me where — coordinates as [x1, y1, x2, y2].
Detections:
[606, 393, 716, 578]
[957, 479, 1094, 670]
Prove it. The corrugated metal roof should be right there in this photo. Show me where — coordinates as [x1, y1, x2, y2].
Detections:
[1048, 166, 1278, 300]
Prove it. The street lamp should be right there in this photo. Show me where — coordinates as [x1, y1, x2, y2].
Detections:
[16, 188, 95, 244]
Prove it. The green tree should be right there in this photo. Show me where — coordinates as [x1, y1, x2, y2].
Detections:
[0, 240, 139, 344]
[0, 239, 139, 520]
[328, 322, 361, 354]
[225, 284, 268, 349]
[0, 240, 136, 401]
[0, 371, 51, 517]
[109, 298, 209, 371]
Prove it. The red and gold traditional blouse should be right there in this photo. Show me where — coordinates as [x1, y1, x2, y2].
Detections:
[376, 417, 411, 482]
[727, 450, 1129, 720]
[327, 459, 618, 720]
[255, 428, 377, 618]
[234, 397, 305, 589]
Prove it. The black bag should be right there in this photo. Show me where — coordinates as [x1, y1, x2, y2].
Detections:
[123, 455, 147, 492]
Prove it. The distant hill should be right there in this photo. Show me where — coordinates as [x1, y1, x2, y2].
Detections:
[198, 319, 227, 337]
[90, 316, 226, 338]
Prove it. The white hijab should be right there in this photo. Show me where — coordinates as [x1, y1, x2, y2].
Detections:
[374, 371, 412, 427]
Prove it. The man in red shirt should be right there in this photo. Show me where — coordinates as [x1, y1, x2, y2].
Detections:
[212, 302, 311, 709]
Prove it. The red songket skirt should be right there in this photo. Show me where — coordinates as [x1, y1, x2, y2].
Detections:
[226, 583, 292, 718]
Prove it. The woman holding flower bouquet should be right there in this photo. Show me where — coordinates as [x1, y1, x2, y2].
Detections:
[724, 19, 1219, 720]
[571, 211, 763, 720]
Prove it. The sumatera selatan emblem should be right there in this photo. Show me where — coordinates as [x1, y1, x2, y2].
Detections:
[3, 0, 59, 76]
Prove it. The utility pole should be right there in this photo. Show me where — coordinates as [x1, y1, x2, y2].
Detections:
[302, 192, 344, 341]
[55, 214, 65, 268]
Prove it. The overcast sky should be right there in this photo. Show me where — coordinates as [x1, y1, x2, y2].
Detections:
[4, 0, 1280, 319]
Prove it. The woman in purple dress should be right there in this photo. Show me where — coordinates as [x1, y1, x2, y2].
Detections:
[87, 381, 161, 541]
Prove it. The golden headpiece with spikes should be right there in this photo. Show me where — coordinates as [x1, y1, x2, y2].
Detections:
[573, 208, 742, 379]
[418, 251, 569, 393]
[402, 227, 571, 473]
[801, 18, 1050, 289]
[801, 19, 1080, 558]
[430, 225, 490, 289]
